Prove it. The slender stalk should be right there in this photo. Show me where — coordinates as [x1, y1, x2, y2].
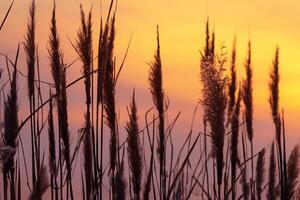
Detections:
[242, 41, 254, 200]
[24, 0, 36, 186]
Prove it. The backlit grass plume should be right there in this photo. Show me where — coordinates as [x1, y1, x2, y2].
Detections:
[24, 0, 37, 186]
[115, 160, 127, 200]
[24, 0, 35, 100]
[200, 24, 227, 199]
[48, 3, 73, 199]
[126, 91, 143, 200]
[228, 37, 237, 122]
[148, 26, 166, 199]
[96, 2, 112, 198]
[102, 13, 118, 197]
[77, 5, 93, 199]
[269, 47, 280, 124]
[242, 41, 254, 197]
[104, 16, 117, 171]
[286, 144, 300, 199]
[268, 47, 286, 198]
[255, 148, 265, 200]
[3, 54, 18, 173]
[230, 88, 241, 200]
[2, 47, 19, 200]
[242, 41, 253, 142]
[48, 92, 58, 200]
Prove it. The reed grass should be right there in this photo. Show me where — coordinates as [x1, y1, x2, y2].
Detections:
[29, 164, 49, 200]
[48, 3, 73, 199]
[200, 20, 227, 200]
[1, 1, 300, 200]
[255, 148, 265, 200]
[267, 142, 276, 200]
[126, 92, 143, 200]
[48, 91, 58, 200]
[77, 5, 93, 199]
[242, 41, 255, 199]
[148, 26, 166, 200]
[24, 0, 37, 187]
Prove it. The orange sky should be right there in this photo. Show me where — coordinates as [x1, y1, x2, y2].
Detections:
[1, 0, 300, 198]
[0, 0, 299, 140]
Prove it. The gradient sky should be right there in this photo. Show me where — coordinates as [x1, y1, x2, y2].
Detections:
[0, 0, 300, 198]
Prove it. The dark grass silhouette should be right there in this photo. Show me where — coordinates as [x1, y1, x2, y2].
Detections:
[1, 1, 300, 200]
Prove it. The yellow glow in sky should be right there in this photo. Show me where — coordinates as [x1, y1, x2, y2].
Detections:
[0, 0, 299, 134]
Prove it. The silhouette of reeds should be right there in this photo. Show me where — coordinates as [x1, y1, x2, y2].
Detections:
[0, 1, 14, 32]
[286, 144, 300, 199]
[267, 142, 276, 200]
[48, 91, 58, 200]
[76, 5, 93, 199]
[115, 159, 127, 200]
[126, 91, 143, 200]
[1, 2, 300, 200]
[228, 37, 237, 124]
[2, 45, 19, 200]
[255, 148, 265, 200]
[101, 11, 119, 198]
[29, 164, 49, 200]
[24, 0, 37, 186]
[242, 41, 255, 199]
[200, 21, 227, 200]
[230, 89, 241, 200]
[48, 3, 73, 199]
[148, 26, 166, 200]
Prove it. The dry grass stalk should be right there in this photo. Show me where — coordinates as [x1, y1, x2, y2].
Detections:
[115, 159, 127, 200]
[269, 47, 280, 125]
[242, 41, 255, 198]
[200, 21, 227, 199]
[77, 5, 93, 199]
[24, 0, 36, 100]
[228, 37, 237, 124]
[48, 3, 73, 199]
[286, 145, 300, 199]
[148, 26, 166, 199]
[126, 92, 143, 200]
[101, 12, 118, 197]
[48, 91, 58, 200]
[267, 142, 276, 200]
[242, 41, 253, 142]
[230, 89, 241, 200]
[269, 47, 286, 198]
[96, 3, 112, 198]
[255, 148, 265, 200]
[29, 164, 49, 200]
[0, 1, 14, 31]
[24, 0, 37, 186]
[1, 45, 20, 200]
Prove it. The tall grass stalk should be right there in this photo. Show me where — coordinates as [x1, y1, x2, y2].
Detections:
[242, 41, 254, 199]
[77, 5, 93, 199]
[148, 26, 166, 200]
[255, 148, 265, 200]
[2, 45, 20, 200]
[48, 91, 58, 200]
[267, 142, 276, 200]
[200, 22, 227, 199]
[29, 164, 49, 200]
[24, 0, 37, 187]
[48, 3, 73, 199]
[126, 91, 143, 200]
[96, 1, 114, 198]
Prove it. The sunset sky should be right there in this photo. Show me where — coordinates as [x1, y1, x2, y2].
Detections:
[0, 0, 300, 198]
